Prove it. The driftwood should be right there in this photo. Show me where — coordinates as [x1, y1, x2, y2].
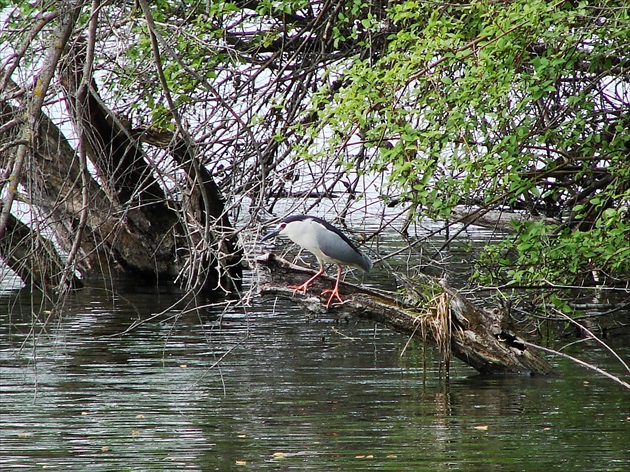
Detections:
[257, 253, 554, 376]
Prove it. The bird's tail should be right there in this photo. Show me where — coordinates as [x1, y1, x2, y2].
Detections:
[360, 252, 373, 272]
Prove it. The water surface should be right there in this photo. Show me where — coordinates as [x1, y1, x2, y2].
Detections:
[2, 209, 629, 471]
[1, 279, 628, 471]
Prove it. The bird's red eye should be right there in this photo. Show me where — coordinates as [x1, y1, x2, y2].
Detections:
[280, 223, 286, 229]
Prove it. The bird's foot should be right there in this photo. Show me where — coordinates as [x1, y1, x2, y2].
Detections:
[288, 282, 312, 294]
[321, 288, 344, 308]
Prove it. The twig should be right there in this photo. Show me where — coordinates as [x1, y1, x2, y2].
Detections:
[550, 306, 630, 374]
[521, 340, 630, 390]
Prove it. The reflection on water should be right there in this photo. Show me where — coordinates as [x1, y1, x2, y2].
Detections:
[1, 279, 628, 471]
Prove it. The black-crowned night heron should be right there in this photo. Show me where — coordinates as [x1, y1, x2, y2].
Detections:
[260, 215, 372, 308]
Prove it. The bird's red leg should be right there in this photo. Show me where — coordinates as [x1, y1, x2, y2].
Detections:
[321, 265, 344, 308]
[288, 263, 325, 293]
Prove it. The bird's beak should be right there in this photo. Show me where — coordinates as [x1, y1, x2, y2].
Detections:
[259, 229, 281, 243]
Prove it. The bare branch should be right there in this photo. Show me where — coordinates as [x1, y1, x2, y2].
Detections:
[0, 0, 81, 239]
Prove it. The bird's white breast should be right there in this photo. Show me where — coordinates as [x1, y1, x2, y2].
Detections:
[282, 219, 337, 264]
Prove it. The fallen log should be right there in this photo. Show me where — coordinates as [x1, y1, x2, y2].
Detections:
[257, 253, 554, 376]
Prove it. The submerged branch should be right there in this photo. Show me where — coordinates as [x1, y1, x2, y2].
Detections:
[520, 341, 630, 390]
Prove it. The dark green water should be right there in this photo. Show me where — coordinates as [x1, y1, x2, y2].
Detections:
[1, 278, 628, 471]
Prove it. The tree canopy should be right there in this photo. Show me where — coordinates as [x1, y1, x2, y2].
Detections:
[1, 0, 629, 301]
[302, 0, 630, 287]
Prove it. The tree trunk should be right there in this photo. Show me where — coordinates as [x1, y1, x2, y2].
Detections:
[58, 44, 182, 279]
[0, 209, 82, 290]
[0, 42, 242, 294]
[257, 253, 555, 376]
[137, 128, 244, 293]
